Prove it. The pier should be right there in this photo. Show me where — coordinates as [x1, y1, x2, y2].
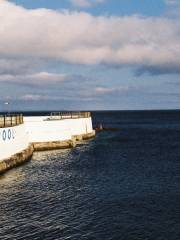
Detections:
[0, 112, 95, 174]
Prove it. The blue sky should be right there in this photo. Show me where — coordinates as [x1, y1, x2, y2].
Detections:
[10, 0, 166, 16]
[0, 0, 180, 110]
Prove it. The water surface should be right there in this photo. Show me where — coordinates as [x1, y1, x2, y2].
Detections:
[0, 110, 180, 240]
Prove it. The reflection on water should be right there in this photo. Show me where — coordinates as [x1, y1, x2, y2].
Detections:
[32, 149, 71, 162]
[0, 168, 26, 189]
[0, 140, 95, 240]
[0, 111, 180, 240]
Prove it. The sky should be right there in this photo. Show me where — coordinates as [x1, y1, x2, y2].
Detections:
[0, 0, 180, 111]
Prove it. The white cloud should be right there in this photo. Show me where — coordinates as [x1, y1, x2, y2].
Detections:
[2, 93, 64, 101]
[18, 94, 63, 101]
[95, 87, 115, 94]
[19, 94, 47, 101]
[0, 71, 67, 85]
[70, 0, 106, 8]
[0, 58, 39, 75]
[94, 86, 130, 96]
[165, 0, 180, 5]
[70, 0, 91, 8]
[0, 1, 180, 75]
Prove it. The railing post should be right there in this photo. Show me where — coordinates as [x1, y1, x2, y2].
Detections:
[47, 111, 91, 121]
[0, 114, 24, 128]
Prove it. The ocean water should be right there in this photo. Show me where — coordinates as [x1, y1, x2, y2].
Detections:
[0, 110, 180, 240]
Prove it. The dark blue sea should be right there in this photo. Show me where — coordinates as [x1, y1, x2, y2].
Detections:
[0, 110, 180, 240]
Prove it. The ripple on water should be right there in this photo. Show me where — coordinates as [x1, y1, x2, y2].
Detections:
[1, 111, 180, 240]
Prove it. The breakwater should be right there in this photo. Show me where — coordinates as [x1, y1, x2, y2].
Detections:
[0, 112, 95, 174]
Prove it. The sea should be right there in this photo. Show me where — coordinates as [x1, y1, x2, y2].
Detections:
[0, 110, 180, 240]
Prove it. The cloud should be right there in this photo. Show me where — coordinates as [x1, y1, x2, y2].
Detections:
[19, 94, 48, 101]
[95, 86, 129, 95]
[3, 84, 132, 103]
[95, 87, 116, 94]
[165, 0, 180, 5]
[70, 0, 106, 8]
[18, 94, 62, 101]
[164, 0, 180, 18]
[0, 1, 180, 76]
[0, 71, 67, 85]
[0, 58, 34, 75]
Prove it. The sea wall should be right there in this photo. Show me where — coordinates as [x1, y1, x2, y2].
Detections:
[68, 118, 95, 141]
[24, 115, 95, 150]
[0, 124, 33, 174]
[0, 124, 29, 160]
[24, 117, 72, 143]
[0, 113, 95, 174]
[67, 117, 93, 136]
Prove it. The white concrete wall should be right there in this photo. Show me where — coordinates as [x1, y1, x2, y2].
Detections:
[0, 124, 29, 161]
[67, 118, 93, 136]
[0, 116, 94, 161]
[24, 117, 72, 143]
[24, 116, 93, 143]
